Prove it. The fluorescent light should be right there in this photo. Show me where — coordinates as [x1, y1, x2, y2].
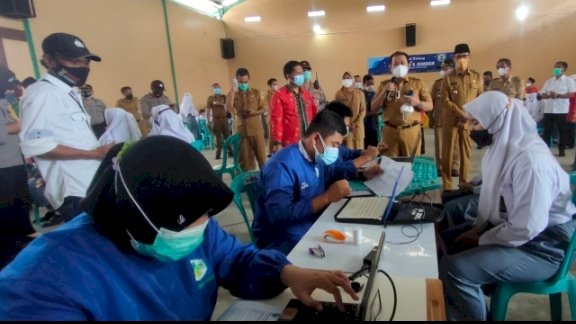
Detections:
[244, 16, 261, 22]
[313, 24, 323, 34]
[308, 10, 325, 17]
[222, 0, 238, 6]
[516, 5, 529, 21]
[367, 5, 386, 12]
[430, 0, 450, 6]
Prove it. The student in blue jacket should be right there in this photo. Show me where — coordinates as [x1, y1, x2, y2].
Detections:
[0, 136, 358, 320]
[253, 110, 382, 254]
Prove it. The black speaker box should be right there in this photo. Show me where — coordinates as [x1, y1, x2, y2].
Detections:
[220, 38, 235, 59]
[405, 23, 416, 47]
[0, 0, 36, 19]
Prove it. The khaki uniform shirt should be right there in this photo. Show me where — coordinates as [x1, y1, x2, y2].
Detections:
[232, 88, 265, 137]
[207, 94, 227, 118]
[82, 97, 107, 125]
[431, 78, 445, 127]
[489, 76, 525, 100]
[377, 76, 431, 127]
[334, 88, 366, 130]
[116, 97, 143, 121]
[140, 93, 173, 121]
[440, 69, 483, 127]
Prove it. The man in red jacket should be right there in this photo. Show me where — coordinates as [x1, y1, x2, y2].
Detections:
[270, 60, 318, 153]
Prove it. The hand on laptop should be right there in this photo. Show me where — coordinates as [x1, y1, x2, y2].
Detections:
[324, 180, 351, 203]
[280, 265, 359, 312]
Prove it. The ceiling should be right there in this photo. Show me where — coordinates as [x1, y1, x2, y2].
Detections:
[170, 0, 246, 19]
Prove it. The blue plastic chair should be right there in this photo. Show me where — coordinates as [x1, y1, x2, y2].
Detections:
[489, 172, 576, 321]
[229, 171, 262, 245]
[191, 140, 204, 151]
[198, 119, 214, 150]
[212, 133, 242, 180]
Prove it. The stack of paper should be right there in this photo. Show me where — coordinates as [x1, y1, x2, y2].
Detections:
[363, 156, 413, 197]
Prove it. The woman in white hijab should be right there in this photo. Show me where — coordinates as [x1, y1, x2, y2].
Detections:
[440, 91, 576, 321]
[149, 104, 195, 144]
[180, 92, 201, 140]
[98, 108, 142, 145]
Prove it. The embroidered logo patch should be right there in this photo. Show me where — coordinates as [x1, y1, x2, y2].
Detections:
[300, 182, 309, 190]
[190, 259, 208, 281]
[74, 39, 85, 48]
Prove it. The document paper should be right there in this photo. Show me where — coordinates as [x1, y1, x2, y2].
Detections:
[363, 156, 413, 197]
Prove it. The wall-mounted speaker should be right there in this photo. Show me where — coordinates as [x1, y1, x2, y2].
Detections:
[405, 23, 416, 47]
[0, 0, 36, 19]
[220, 38, 235, 59]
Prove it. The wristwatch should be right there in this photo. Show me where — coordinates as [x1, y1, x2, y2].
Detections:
[356, 168, 367, 181]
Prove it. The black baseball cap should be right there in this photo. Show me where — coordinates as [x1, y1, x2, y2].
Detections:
[0, 65, 19, 90]
[454, 43, 470, 55]
[151, 80, 165, 91]
[42, 33, 101, 62]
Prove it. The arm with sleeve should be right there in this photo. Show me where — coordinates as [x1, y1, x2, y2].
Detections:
[440, 77, 464, 118]
[270, 92, 283, 144]
[209, 220, 289, 299]
[263, 160, 316, 227]
[19, 90, 59, 158]
[479, 163, 551, 247]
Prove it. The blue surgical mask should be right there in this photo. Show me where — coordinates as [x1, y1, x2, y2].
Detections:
[293, 74, 305, 87]
[213, 87, 222, 95]
[303, 70, 312, 81]
[130, 221, 208, 262]
[238, 83, 249, 91]
[314, 135, 339, 165]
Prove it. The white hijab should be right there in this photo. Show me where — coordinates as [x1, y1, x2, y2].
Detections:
[98, 108, 142, 145]
[180, 92, 199, 118]
[464, 91, 550, 228]
[150, 104, 195, 143]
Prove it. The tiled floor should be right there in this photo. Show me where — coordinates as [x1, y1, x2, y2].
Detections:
[34, 128, 576, 320]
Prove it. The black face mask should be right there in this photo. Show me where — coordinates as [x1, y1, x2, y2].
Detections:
[483, 79, 490, 87]
[125, 94, 134, 100]
[469, 129, 493, 147]
[153, 91, 163, 98]
[53, 62, 90, 87]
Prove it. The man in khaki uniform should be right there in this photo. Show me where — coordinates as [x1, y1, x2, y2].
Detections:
[440, 43, 483, 191]
[226, 68, 266, 171]
[207, 82, 230, 160]
[489, 58, 525, 100]
[116, 86, 148, 136]
[371, 51, 433, 157]
[140, 80, 173, 129]
[431, 59, 459, 176]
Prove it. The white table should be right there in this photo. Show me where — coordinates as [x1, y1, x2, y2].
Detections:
[287, 199, 439, 278]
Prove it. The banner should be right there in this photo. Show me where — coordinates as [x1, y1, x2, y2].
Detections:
[368, 52, 454, 75]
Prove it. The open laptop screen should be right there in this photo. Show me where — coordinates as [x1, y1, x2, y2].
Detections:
[355, 231, 386, 320]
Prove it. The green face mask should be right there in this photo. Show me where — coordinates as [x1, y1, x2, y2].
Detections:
[130, 221, 208, 262]
[553, 68, 563, 77]
[303, 70, 312, 81]
[238, 83, 250, 91]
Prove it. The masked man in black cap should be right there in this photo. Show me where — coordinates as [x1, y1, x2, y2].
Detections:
[19, 32, 114, 226]
[140, 80, 174, 129]
[440, 43, 483, 191]
[0, 136, 359, 320]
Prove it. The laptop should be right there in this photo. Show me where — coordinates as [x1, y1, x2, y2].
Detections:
[334, 167, 405, 225]
[279, 232, 386, 321]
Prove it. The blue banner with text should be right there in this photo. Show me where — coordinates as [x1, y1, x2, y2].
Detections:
[368, 52, 454, 75]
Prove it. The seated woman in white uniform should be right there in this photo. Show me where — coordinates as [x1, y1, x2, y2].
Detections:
[0, 136, 359, 320]
[439, 91, 576, 321]
[149, 104, 195, 144]
[98, 107, 142, 145]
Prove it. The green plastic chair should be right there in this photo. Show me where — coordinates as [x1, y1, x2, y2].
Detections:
[212, 133, 242, 180]
[198, 119, 214, 150]
[571, 172, 576, 205]
[377, 115, 384, 143]
[229, 171, 262, 245]
[489, 172, 576, 321]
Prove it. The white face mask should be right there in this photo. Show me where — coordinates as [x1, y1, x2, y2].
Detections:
[354, 82, 363, 89]
[526, 82, 532, 87]
[497, 67, 509, 77]
[439, 70, 447, 78]
[342, 79, 354, 88]
[392, 65, 409, 78]
[365, 85, 375, 92]
[272, 85, 279, 91]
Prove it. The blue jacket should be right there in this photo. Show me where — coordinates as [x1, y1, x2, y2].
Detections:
[253, 143, 354, 254]
[0, 214, 290, 320]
